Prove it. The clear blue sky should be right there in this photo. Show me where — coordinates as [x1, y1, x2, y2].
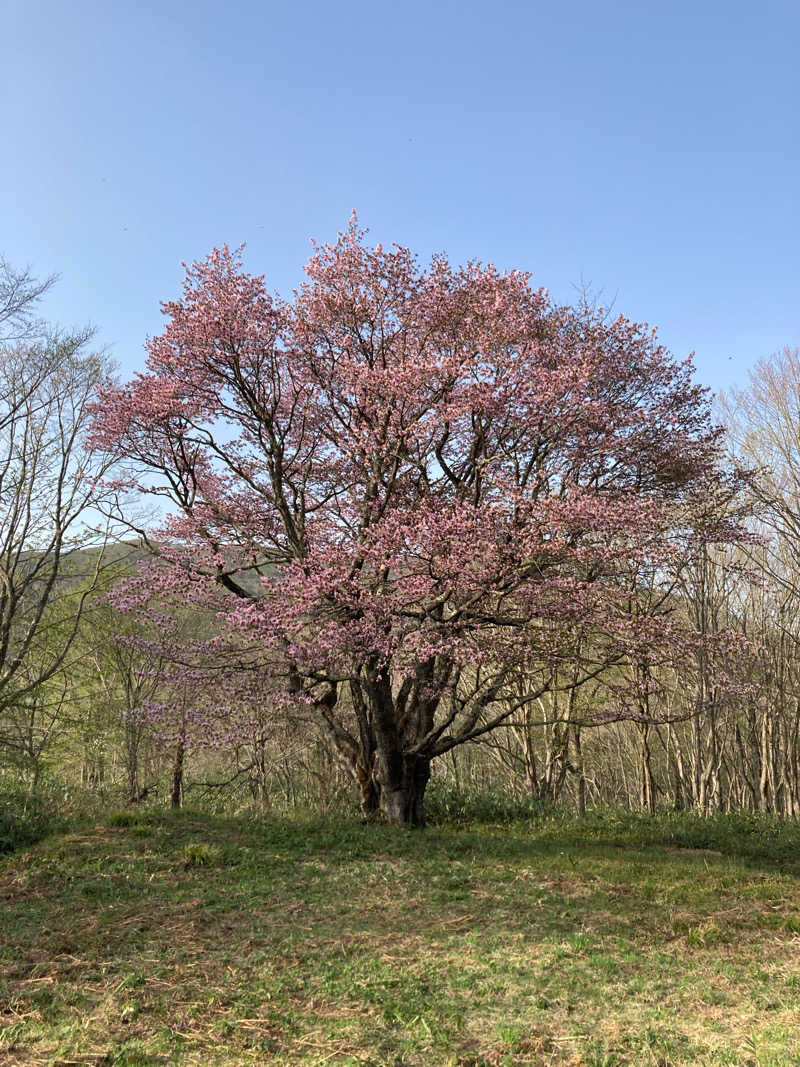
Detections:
[3, 0, 797, 393]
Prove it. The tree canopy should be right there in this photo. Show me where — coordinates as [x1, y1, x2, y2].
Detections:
[89, 220, 740, 825]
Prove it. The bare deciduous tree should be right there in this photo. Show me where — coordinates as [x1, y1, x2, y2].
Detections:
[0, 259, 117, 784]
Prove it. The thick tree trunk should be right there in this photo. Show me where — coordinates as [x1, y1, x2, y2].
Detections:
[379, 753, 431, 827]
[363, 666, 432, 826]
[354, 734, 431, 825]
[329, 663, 442, 826]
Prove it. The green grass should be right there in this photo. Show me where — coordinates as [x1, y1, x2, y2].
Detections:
[2, 809, 800, 1065]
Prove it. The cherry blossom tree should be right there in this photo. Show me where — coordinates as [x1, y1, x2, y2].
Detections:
[89, 219, 739, 825]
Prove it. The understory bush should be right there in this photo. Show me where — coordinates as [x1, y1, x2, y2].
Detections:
[0, 790, 64, 854]
[424, 780, 555, 826]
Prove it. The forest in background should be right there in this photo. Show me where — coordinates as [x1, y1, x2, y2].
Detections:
[2, 247, 800, 839]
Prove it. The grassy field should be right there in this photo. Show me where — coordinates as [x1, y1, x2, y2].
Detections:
[2, 807, 800, 1066]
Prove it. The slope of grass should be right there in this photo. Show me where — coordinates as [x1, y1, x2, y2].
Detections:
[2, 809, 800, 1065]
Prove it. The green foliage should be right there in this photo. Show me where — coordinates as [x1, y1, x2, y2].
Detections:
[424, 780, 554, 826]
[179, 840, 223, 868]
[536, 807, 800, 869]
[0, 789, 67, 854]
[107, 810, 145, 828]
